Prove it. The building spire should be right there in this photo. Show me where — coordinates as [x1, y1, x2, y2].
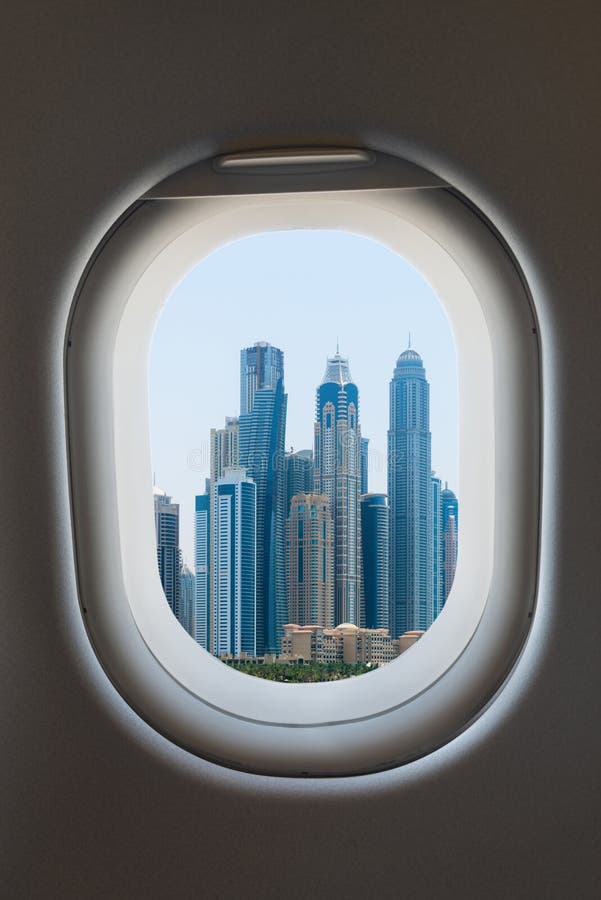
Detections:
[322, 348, 353, 385]
[336, 336, 340, 355]
[408, 331, 411, 349]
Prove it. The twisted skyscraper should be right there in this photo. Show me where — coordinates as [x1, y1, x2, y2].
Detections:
[238, 342, 287, 653]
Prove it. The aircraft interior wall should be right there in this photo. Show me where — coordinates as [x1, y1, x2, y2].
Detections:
[1, 2, 600, 897]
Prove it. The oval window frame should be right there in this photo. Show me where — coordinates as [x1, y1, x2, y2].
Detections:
[66, 150, 540, 776]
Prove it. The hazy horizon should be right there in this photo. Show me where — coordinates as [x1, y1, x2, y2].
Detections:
[149, 229, 458, 565]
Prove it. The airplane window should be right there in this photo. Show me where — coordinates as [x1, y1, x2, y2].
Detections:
[149, 230, 459, 683]
[66, 149, 539, 775]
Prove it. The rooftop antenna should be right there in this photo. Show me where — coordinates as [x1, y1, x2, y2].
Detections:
[336, 336, 340, 355]
[408, 331, 412, 349]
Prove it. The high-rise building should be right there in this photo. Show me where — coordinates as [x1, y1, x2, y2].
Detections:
[285, 448, 314, 512]
[314, 349, 362, 626]
[213, 467, 257, 658]
[153, 487, 182, 619]
[441, 485, 459, 604]
[360, 493, 390, 630]
[361, 437, 369, 495]
[388, 345, 433, 635]
[238, 342, 287, 653]
[431, 475, 443, 619]
[286, 493, 334, 627]
[240, 341, 284, 415]
[209, 417, 239, 652]
[194, 493, 211, 650]
[210, 417, 239, 486]
[180, 563, 196, 637]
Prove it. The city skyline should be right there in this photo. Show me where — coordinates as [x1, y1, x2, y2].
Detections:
[154, 336, 457, 663]
[150, 229, 457, 565]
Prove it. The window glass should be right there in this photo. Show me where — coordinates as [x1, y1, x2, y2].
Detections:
[149, 229, 458, 682]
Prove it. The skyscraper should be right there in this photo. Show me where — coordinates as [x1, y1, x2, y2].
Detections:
[194, 492, 211, 651]
[285, 448, 314, 513]
[286, 493, 334, 627]
[360, 493, 390, 630]
[180, 563, 196, 637]
[153, 487, 182, 619]
[213, 467, 257, 658]
[210, 417, 239, 486]
[360, 437, 369, 495]
[314, 349, 362, 625]
[388, 345, 433, 635]
[441, 485, 459, 604]
[238, 342, 287, 653]
[209, 417, 239, 652]
[431, 475, 443, 619]
[240, 341, 285, 415]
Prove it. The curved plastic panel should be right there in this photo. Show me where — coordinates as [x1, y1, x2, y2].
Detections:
[144, 147, 446, 199]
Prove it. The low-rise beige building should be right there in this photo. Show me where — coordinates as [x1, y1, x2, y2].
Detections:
[398, 630, 424, 653]
[280, 622, 423, 665]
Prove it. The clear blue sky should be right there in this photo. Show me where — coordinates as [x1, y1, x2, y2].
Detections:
[150, 230, 458, 566]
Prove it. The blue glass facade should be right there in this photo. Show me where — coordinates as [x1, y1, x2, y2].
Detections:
[361, 437, 369, 495]
[285, 449, 314, 513]
[388, 348, 433, 636]
[194, 493, 211, 650]
[179, 564, 196, 637]
[431, 475, 443, 619]
[441, 486, 459, 604]
[360, 493, 390, 630]
[213, 470, 256, 657]
[154, 489, 182, 620]
[238, 343, 287, 653]
[240, 342, 285, 416]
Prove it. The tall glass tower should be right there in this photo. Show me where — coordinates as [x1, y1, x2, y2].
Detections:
[314, 349, 362, 625]
[360, 437, 369, 495]
[209, 416, 239, 653]
[360, 493, 390, 630]
[213, 468, 257, 658]
[179, 563, 196, 637]
[240, 342, 285, 415]
[210, 417, 239, 485]
[238, 342, 287, 653]
[153, 487, 182, 620]
[431, 474, 443, 619]
[286, 493, 334, 627]
[388, 345, 433, 635]
[441, 485, 459, 604]
[194, 492, 211, 651]
[285, 448, 314, 513]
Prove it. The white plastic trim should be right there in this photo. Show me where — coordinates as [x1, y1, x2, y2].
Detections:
[67, 181, 539, 776]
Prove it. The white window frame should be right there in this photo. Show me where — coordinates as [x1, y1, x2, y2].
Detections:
[66, 149, 540, 776]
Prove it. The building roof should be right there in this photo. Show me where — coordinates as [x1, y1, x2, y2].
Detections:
[396, 347, 423, 365]
[321, 350, 353, 386]
[442, 486, 457, 500]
